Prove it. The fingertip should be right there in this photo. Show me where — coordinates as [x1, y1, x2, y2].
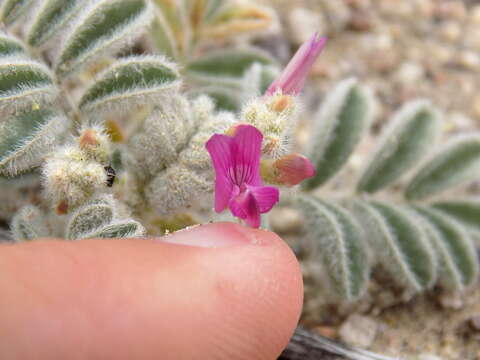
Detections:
[0, 223, 303, 360]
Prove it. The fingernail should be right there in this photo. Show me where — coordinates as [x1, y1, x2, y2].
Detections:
[158, 222, 267, 248]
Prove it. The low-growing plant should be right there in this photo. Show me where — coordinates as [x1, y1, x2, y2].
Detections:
[0, 0, 478, 314]
[297, 78, 480, 304]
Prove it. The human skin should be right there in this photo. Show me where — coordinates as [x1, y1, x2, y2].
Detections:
[0, 222, 303, 360]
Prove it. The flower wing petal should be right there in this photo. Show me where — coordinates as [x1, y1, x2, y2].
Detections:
[229, 191, 261, 228]
[232, 124, 263, 186]
[206, 134, 235, 212]
[248, 185, 280, 213]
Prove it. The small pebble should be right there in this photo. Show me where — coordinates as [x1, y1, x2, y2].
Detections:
[468, 315, 480, 331]
[338, 314, 379, 348]
[438, 292, 464, 310]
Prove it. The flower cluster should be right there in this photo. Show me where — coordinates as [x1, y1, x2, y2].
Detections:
[206, 33, 326, 227]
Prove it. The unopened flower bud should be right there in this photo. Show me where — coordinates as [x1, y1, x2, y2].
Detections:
[261, 153, 316, 186]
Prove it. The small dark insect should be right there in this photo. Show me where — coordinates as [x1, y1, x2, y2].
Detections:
[104, 165, 116, 187]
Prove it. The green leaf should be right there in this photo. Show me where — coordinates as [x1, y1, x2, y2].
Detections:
[186, 47, 277, 85]
[66, 203, 114, 240]
[0, 109, 70, 176]
[0, 58, 56, 114]
[55, 0, 153, 78]
[352, 200, 437, 291]
[10, 205, 48, 241]
[413, 206, 478, 290]
[298, 196, 370, 300]
[1, 0, 34, 25]
[357, 100, 441, 193]
[0, 32, 25, 56]
[303, 78, 374, 190]
[26, 0, 84, 48]
[433, 199, 480, 233]
[94, 220, 144, 238]
[405, 135, 480, 200]
[79, 55, 180, 115]
[188, 85, 240, 112]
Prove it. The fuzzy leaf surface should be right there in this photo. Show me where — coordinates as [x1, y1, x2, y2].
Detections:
[11, 205, 48, 241]
[66, 203, 114, 240]
[1, 0, 34, 25]
[433, 199, 480, 233]
[304, 79, 373, 190]
[26, 0, 84, 48]
[357, 100, 440, 193]
[55, 0, 153, 78]
[92, 220, 144, 239]
[186, 47, 276, 84]
[0, 109, 69, 176]
[0, 58, 56, 114]
[0, 33, 25, 56]
[405, 135, 480, 200]
[298, 196, 370, 300]
[79, 56, 179, 115]
[353, 200, 437, 291]
[413, 206, 478, 290]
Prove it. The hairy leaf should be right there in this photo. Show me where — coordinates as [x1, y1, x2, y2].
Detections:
[298, 196, 370, 300]
[405, 135, 480, 200]
[10, 205, 48, 241]
[79, 55, 179, 115]
[66, 203, 114, 240]
[188, 85, 240, 112]
[352, 200, 437, 291]
[1, 0, 34, 25]
[55, 0, 154, 78]
[186, 47, 276, 85]
[92, 220, 144, 239]
[433, 199, 480, 233]
[304, 78, 373, 190]
[0, 57, 56, 114]
[0, 32, 25, 56]
[0, 109, 69, 176]
[26, 0, 84, 48]
[413, 206, 478, 290]
[357, 100, 441, 193]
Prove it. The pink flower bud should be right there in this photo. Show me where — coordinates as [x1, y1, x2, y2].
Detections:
[266, 32, 327, 96]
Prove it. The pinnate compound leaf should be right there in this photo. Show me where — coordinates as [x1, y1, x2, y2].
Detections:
[0, 109, 70, 176]
[55, 0, 154, 78]
[79, 56, 180, 115]
[433, 199, 480, 233]
[11, 205, 48, 241]
[352, 200, 437, 292]
[298, 196, 370, 300]
[405, 135, 480, 200]
[26, 0, 84, 49]
[412, 206, 478, 290]
[66, 203, 114, 240]
[304, 78, 374, 190]
[357, 100, 441, 193]
[0, 57, 56, 114]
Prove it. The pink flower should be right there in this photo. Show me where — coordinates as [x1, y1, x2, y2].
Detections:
[266, 32, 327, 96]
[206, 124, 279, 228]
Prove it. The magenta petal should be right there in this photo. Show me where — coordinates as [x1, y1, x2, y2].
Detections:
[206, 134, 235, 212]
[248, 185, 279, 213]
[231, 124, 263, 186]
[266, 33, 327, 96]
[229, 191, 261, 228]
